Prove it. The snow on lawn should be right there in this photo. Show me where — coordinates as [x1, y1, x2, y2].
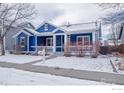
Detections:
[0, 67, 112, 85]
[34, 56, 113, 73]
[110, 56, 124, 74]
[0, 53, 42, 64]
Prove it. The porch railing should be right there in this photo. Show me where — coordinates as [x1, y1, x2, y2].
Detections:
[31, 45, 93, 53]
[31, 46, 53, 54]
[66, 45, 93, 54]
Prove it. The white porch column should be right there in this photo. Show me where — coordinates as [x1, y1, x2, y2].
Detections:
[53, 35, 56, 53]
[92, 32, 96, 42]
[35, 36, 37, 52]
[64, 34, 67, 45]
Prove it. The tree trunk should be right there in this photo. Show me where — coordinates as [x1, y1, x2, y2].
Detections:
[0, 39, 5, 55]
[111, 24, 118, 49]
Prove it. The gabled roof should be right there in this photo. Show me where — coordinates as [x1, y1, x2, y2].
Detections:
[60, 22, 98, 33]
[52, 27, 66, 34]
[25, 28, 40, 35]
[13, 29, 32, 38]
[13, 28, 41, 38]
[35, 21, 58, 31]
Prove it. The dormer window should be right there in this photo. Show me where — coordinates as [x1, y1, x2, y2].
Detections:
[44, 23, 48, 31]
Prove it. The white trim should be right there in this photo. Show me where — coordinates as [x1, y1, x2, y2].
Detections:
[27, 36, 29, 52]
[54, 33, 65, 35]
[25, 28, 40, 35]
[66, 29, 96, 34]
[52, 27, 67, 33]
[12, 30, 31, 38]
[35, 36, 37, 52]
[92, 32, 96, 42]
[53, 35, 56, 53]
[64, 34, 67, 45]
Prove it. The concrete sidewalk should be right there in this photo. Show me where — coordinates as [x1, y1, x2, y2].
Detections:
[0, 61, 124, 85]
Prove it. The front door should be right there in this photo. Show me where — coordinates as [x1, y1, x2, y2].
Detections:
[46, 38, 53, 46]
[46, 38, 53, 52]
[56, 35, 64, 52]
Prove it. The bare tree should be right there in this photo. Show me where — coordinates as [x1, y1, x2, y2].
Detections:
[98, 3, 124, 10]
[97, 3, 124, 48]
[0, 3, 35, 55]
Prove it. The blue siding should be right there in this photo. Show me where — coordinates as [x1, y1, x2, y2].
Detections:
[37, 36, 46, 46]
[54, 30, 64, 34]
[29, 36, 36, 51]
[37, 36, 53, 46]
[17, 32, 27, 51]
[36, 23, 56, 33]
[70, 33, 92, 44]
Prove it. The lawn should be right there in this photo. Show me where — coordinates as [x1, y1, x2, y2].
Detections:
[34, 55, 114, 73]
[0, 53, 42, 64]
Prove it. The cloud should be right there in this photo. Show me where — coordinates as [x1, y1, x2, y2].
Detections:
[51, 3, 105, 26]
[30, 3, 111, 39]
[32, 3, 64, 26]
[32, 3, 106, 26]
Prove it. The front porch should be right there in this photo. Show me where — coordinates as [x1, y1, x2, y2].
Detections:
[14, 32, 95, 56]
[35, 35, 65, 53]
[33, 33, 94, 55]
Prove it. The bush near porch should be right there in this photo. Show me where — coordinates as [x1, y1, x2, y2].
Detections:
[100, 44, 124, 55]
[119, 44, 124, 55]
[101, 44, 124, 55]
[64, 41, 100, 58]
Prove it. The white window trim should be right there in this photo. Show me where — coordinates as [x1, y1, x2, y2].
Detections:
[77, 35, 91, 46]
[19, 37, 26, 47]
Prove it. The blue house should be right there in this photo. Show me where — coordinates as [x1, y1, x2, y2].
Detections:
[13, 21, 101, 54]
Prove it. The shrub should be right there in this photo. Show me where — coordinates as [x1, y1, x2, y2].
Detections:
[91, 41, 99, 58]
[64, 42, 71, 57]
[76, 42, 85, 57]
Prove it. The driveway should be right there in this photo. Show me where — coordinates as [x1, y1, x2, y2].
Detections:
[0, 61, 124, 85]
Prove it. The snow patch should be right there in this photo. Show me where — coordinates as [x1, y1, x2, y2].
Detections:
[0, 67, 112, 85]
[0, 54, 42, 64]
[34, 56, 113, 73]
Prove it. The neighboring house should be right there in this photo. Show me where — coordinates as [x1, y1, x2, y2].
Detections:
[13, 21, 101, 54]
[5, 22, 35, 51]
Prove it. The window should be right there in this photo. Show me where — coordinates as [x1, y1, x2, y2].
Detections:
[20, 37, 25, 47]
[84, 36, 90, 45]
[77, 36, 90, 46]
[44, 24, 48, 31]
[77, 37, 83, 45]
